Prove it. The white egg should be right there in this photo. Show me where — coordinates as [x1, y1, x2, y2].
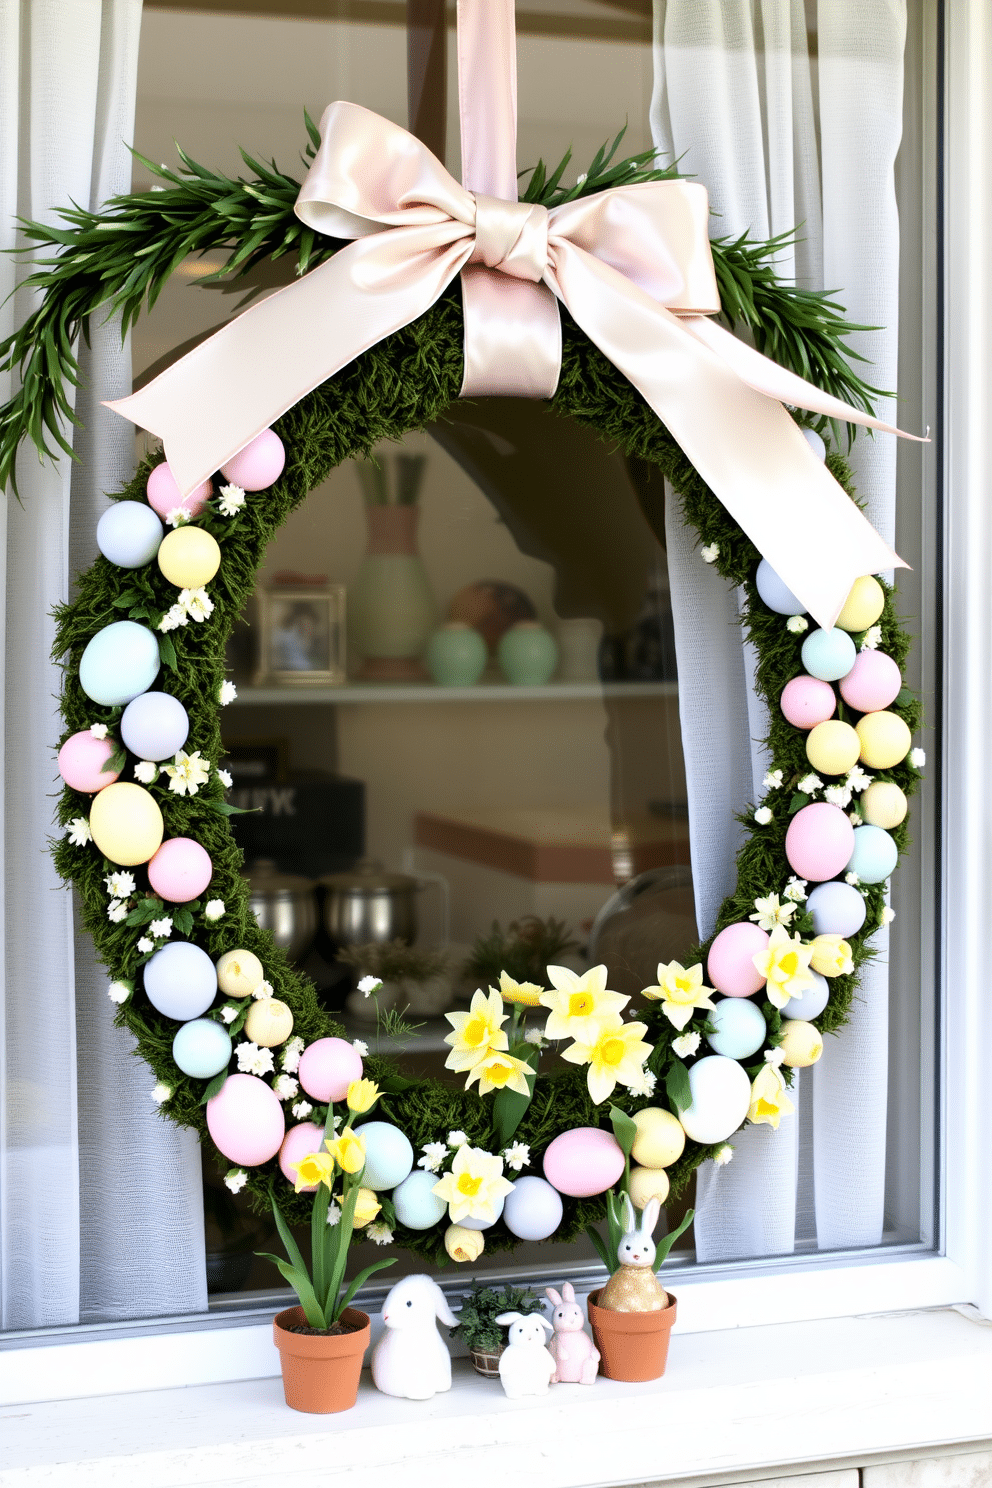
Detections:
[678, 1055, 752, 1145]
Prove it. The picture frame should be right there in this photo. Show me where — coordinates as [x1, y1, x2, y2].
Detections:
[252, 583, 346, 686]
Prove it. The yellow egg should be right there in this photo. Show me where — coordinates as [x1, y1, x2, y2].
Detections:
[856, 710, 912, 769]
[861, 780, 908, 829]
[631, 1106, 686, 1169]
[157, 526, 221, 589]
[216, 948, 265, 996]
[835, 575, 885, 632]
[628, 1165, 670, 1209]
[244, 997, 294, 1047]
[805, 720, 861, 776]
[89, 782, 163, 865]
[779, 1020, 824, 1068]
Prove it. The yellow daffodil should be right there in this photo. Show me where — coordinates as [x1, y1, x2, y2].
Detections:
[432, 1144, 514, 1225]
[747, 1064, 796, 1129]
[539, 964, 628, 1043]
[325, 1125, 366, 1175]
[346, 1077, 380, 1115]
[465, 1049, 533, 1097]
[444, 988, 508, 1073]
[289, 1150, 335, 1193]
[444, 1223, 485, 1262]
[497, 970, 544, 1007]
[809, 934, 854, 977]
[561, 1014, 654, 1105]
[640, 959, 716, 1031]
[752, 926, 816, 1009]
[352, 1187, 381, 1227]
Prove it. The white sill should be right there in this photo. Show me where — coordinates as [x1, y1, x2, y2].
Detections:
[2, 1306, 991, 1488]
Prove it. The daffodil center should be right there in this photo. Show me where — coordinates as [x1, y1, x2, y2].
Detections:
[778, 951, 798, 976]
[457, 1172, 483, 1197]
[601, 1037, 626, 1066]
[569, 992, 595, 1017]
[463, 1016, 488, 1047]
[756, 1098, 778, 1116]
[486, 1061, 513, 1087]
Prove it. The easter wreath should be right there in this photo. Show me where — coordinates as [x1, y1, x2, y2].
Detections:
[0, 122, 922, 1269]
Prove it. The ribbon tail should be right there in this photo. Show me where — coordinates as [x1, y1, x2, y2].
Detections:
[549, 239, 907, 630]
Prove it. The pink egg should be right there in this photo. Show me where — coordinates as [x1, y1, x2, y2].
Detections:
[298, 1037, 363, 1103]
[146, 461, 211, 521]
[780, 675, 837, 730]
[278, 1122, 326, 1191]
[220, 429, 285, 491]
[838, 650, 902, 714]
[785, 802, 856, 882]
[206, 1073, 285, 1166]
[707, 922, 770, 997]
[57, 730, 119, 793]
[543, 1127, 625, 1197]
[147, 837, 213, 903]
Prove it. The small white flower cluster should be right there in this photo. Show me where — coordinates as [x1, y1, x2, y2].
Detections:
[158, 587, 214, 633]
[627, 1066, 657, 1097]
[787, 615, 809, 634]
[219, 680, 238, 706]
[503, 1142, 530, 1172]
[419, 1141, 448, 1173]
[713, 1144, 734, 1167]
[845, 871, 860, 886]
[224, 1169, 248, 1194]
[217, 483, 246, 517]
[823, 765, 873, 811]
[219, 1005, 239, 1025]
[149, 917, 173, 940]
[352, 1038, 369, 1057]
[761, 768, 784, 792]
[366, 1223, 394, 1246]
[216, 767, 233, 789]
[161, 748, 211, 797]
[524, 1027, 546, 1047]
[848, 811, 863, 826]
[273, 1074, 299, 1102]
[134, 760, 158, 784]
[204, 899, 226, 922]
[358, 975, 383, 997]
[860, 625, 883, 651]
[672, 1031, 700, 1058]
[783, 876, 808, 902]
[66, 817, 92, 846]
[700, 542, 720, 564]
[164, 507, 192, 529]
[282, 1036, 305, 1074]
[137, 937, 155, 955]
[108, 980, 132, 1004]
[447, 1130, 468, 1148]
[754, 806, 773, 825]
[292, 1100, 314, 1120]
[151, 1082, 172, 1105]
[326, 1202, 342, 1228]
[764, 1047, 786, 1068]
[252, 979, 274, 1001]
[236, 1041, 275, 1077]
[107, 900, 129, 924]
[89, 723, 109, 740]
[910, 748, 926, 768]
[798, 772, 824, 795]
[881, 905, 896, 926]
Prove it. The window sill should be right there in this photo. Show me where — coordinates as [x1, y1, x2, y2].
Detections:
[3, 1306, 991, 1488]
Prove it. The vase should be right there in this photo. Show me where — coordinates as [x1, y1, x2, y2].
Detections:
[497, 620, 558, 685]
[349, 505, 435, 681]
[586, 1289, 677, 1382]
[273, 1305, 371, 1413]
[425, 622, 488, 686]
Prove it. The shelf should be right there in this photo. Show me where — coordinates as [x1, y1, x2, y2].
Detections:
[230, 680, 678, 705]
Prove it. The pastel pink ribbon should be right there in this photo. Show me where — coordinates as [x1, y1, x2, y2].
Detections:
[108, 0, 915, 628]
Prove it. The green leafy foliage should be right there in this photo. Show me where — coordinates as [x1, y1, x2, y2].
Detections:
[462, 916, 579, 989]
[450, 1282, 545, 1353]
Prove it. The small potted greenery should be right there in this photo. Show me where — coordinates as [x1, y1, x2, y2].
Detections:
[450, 1282, 546, 1377]
[462, 915, 579, 991]
[260, 1079, 396, 1413]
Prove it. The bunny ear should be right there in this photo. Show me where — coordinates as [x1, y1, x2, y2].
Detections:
[621, 1193, 636, 1233]
[536, 1316, 554, 1333]
[432, 1282, 459, 1328]
[640, 1196, 661, 1236]
[562, 1281, 575, 1302]
[545, 1288, 562, 1306]
[496, 1311, 523, 1326]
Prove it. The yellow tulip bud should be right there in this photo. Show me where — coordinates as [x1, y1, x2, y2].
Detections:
[290, 1151, 335, 1193]
[325, 1126, 366, 1175]
[346, 1078, 380, 1115]
[444, 1223, 485, 1263]
[352, 1187, 381, 1227]
[809, 934, 854, 977]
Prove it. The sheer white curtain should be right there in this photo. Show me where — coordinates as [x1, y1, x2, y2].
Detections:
[0, 0, 207, 1329]
[653, 0, 905, 1260]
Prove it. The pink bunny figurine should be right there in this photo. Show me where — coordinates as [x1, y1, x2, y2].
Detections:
[545, 1282, 600, 1384]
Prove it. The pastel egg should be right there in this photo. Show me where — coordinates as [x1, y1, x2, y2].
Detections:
[58, 730, 119, 793]
[802, 428, 827, 461]
[244, 998, 294, 1048]
[806, 881, 867, 938]
[631, 1106, 686, 1169]
[206, 1072, 285, 1166]
[172, 1018, 232, 1079]
[96, 501, 164, 568]
[678, 1055, 752, 1145]
[856, 711, 912, 770]
[628, 1166, 670, 1210]
[806, 720, 862, 776]
[801, 627, 857, 682]
[706, 998, 767, 1059]
[79, 620, 161, 706]
[543, 1127, 625, 1197]
[779, 1020, 824, 1067]
[144, 941, 217, 1020]
[147, 837, 213, 903]
[861, 780, 908, 830]
[278, 1121, 325, 1190]
[779, 970, 831, 1021]
[157, 526, 221, 590]
[120, 692, 189, 761]
[216, 949, 265, 997]
[89, 782, 163, 865]
[785, 803, 856, 882]
[836, 575, 885, 633]
[847, 824, 898, 884]
[503, 1176, 563, 1241]
[298, 1037, 363, 1103]
[392, 1170, 449, 1230]
[459, 1194, 505, 1232]
[707, 922, 769, 998]
[838, 650, 902, 714]
[355, 1121, 414, 1191]
[220, 428, 286, 491]
[755, 559, 805, 616]
[780, 675, 836, 730]
[146, 461, 211, 521]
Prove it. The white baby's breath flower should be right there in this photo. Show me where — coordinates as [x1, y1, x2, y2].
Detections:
[672, 1031, 701, 1058]
[524, 1028, 546, 1047]
[133, 760, 158, 784]
[787, 615, 809, 634]
[137, 936, 154, 955]
[108, 980, 132, 1004]
[89, 723, 109, 740]
[783, 876, 808, 903]
[849, 811, 863, 826]
[881, 905, 896, 926]
[860, 625, 883, 651]
[503, 1142, 531, 1172]
[158, 605, 188, 633]
[274, 1074, 299, 1101]
[151, 1082, 172, 1105]
[847, 766, 873, 793]
[204, 899, 226, 922]
[762, 769, 784, 792]
[764, 1047, 786, 1068]
[366, 1223, 393, 1247]
[67, 817, 92, 846]
[161, 748, 211, 797]
[576, 172, 588, 186]
[219, 680, 238, 706]
[447, 1130, 469, 1148]
[216, 768, 233, 789]
[910, 748, 926, 768]
[107, 899, 128, 924]
[165, 507, 190, 528]
[625, 1066, 658, 1098]
[713, 1144, 734, 1166]
[178, 587, 214, 623]
[236, 1041, 275, 1077]
[217, 483, 246, 517]
[352, 1039, 369, 1057]
[219, 1005, 239, 1025]
[824, 784, 853, 808]
[292, 1100, 313, 1120]
[252, 979, 274, 1001]
[105, 871, 136, 898]
[326, 1202, 342, 1228]
[750, 893, 796, 931]
[754, 806, 773, 826]
[224, 1169, 248, 1195]
[845, 871, 860, 886]
[418, 1141, 448, 1173]
[149, 917, 173, 939]
[700, 542, 720, 563]
[357, 975, 382, 997]
[282, 1036, 305, 1073]
[798, 773, 823, 795]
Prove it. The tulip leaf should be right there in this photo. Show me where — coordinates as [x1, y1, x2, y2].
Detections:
[492, 1062, 537, 1150]
[665, 1059, 692, 1113]
[608, 1104, 638, 1162]
[652, 1207, 694, 1272]
[199, 1071, 227, 1105]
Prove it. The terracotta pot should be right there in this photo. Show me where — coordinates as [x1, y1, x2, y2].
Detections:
[469, 1344, 504, 1378]
[273, 1305, 370, 1413]
[587, 1289, 677, 1383]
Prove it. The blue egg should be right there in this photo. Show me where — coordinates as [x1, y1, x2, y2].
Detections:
[706, 997, 767, 1059]
[96, 501, 164, 569]
[459, 1194, 505, 1231]
[801, 627, 857, 682]
[79, 621, 161, 707]
[144, 942, 217, 1021]
[173, 1018, 232, 1078]
[847, 824, 899, 884]
[356, 1121, 414, 1191]
[755, 559, 805, 616]
[806, 881, 867, 937]
[121, 692, 190, 762]
[392, 1170, 448, 1230]
[780, 970, 830, 1020]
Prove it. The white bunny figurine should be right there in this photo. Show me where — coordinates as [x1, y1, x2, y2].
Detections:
[371, 1274, 459, 1399]
[545, 1282, 600, 1384]
[597, 1195, 669, 1313]
[494, 1310, 557, 1399]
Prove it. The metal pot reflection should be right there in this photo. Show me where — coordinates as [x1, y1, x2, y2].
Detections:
[245, 859, 319, 963]
[321, 858, 420, 950]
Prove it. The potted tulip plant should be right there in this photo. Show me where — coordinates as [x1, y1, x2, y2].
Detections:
[260, 1079, 396, 1413]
